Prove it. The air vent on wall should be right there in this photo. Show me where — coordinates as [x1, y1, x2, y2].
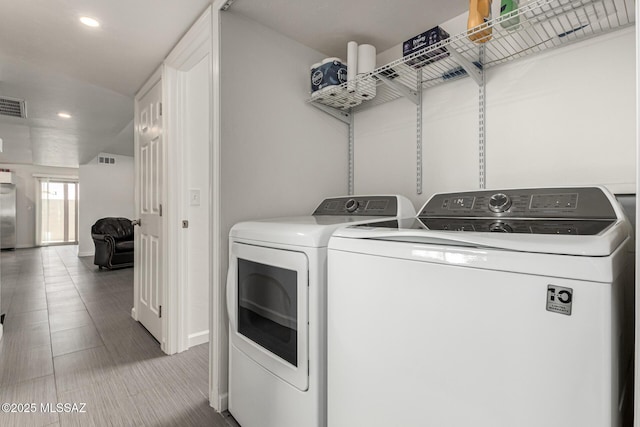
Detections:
[0, 97, 27, 118]
[98, 155, 116, 165]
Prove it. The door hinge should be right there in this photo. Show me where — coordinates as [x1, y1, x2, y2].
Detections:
[159, 102, 162, 116]
[159, 305, 162, 318]
[159, 204, 163, 217]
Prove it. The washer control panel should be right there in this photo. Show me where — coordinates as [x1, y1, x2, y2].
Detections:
[313, 195, 399, 216]
[420, 187, 616, 219]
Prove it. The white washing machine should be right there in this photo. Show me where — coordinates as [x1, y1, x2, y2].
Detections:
[226, 195, 415, 427]
[327, 187, 634, 427]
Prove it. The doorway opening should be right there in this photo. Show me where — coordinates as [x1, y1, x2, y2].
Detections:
[37, 179, 79, 246]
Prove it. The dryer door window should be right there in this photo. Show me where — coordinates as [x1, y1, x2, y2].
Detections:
[238, 259, 298, 366]
[228, 242, 309, 391]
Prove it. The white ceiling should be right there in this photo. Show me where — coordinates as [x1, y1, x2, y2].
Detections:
[0, 0, 469, 168]
[0, 0, 210, 167]
[231, 0, 470, 59]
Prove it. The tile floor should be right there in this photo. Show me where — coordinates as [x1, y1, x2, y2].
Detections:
[0, 246, 237, 427]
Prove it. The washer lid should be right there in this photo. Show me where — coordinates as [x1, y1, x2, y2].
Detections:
[331, 216, 631, 256]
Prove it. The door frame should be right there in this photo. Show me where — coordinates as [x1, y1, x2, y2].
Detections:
[134, 4, 225, 411]
[210, 1, 225, 412]
[163, 6, 213, 355]
[132, 66, 167, 350]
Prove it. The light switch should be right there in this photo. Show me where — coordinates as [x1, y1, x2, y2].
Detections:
[190, 189, 201, 206]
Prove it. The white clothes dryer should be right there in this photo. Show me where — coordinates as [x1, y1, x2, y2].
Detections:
[327, 187, 634, 427]
[226, 195, 415, 427]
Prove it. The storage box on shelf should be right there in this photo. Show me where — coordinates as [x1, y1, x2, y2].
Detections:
[307, 0, 635, 113]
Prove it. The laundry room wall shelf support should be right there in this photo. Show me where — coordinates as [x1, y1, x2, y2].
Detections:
[415, 69, 423, 195]
[348, 112, 355, 195]
[446, 47, 483, 86]
[309, 103, 353, 194]
[309, 103, 350, 125]
[310, 72, 424, 194]
[307, 0, 634, 192]
[478, 45, 487, 190]
[377, 75, 420, 105]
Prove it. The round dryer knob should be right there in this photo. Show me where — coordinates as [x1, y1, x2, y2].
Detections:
[345, 199, 359, 213]
[488, 193, 512, 213]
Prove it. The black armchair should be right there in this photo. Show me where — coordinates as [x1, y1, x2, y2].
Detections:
[91, 217, 134, 269]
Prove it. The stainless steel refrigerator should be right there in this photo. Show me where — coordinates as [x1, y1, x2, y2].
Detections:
[0, 183, 16, 250]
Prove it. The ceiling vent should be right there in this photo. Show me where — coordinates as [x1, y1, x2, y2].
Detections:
[0, 97, 27, 118]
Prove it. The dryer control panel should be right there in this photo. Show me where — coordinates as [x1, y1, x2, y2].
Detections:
[313, 196, 399, 216]
[420, 187, 617, 219]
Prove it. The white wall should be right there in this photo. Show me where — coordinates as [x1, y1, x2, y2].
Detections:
[0, 163, 78, 248]
[185, 55, 211, 346]
[487, 29, 635, 192]
[218, 10, 349, 395]
[77, 154, 135, 257]
[355, 27, 636, 208]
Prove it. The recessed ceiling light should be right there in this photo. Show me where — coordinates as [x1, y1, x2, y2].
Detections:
[58, 112, 72, 119]
[80, 16, 100, 28]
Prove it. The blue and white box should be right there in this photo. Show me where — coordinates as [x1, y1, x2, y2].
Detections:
[403, 26, 450, 69]
[311, 58, 347, 93]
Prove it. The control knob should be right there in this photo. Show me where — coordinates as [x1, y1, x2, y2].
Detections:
[345, 199, 359, 213]
[488, 193, 512, 213]
[489, 221, 513, 233]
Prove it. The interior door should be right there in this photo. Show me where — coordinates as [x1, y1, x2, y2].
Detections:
[135, 79, 163, 342]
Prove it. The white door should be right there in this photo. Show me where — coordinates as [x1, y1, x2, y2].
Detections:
[227, 242, 309, 391]
[135, 79, 163, 342]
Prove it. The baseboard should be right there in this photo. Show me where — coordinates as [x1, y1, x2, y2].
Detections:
[16, 244, 34, 249]
[77, 250, 94, 257]
[217, 392, 228, 412]
[188, 330, 209, 347]
[131, 307, 137, 320]
[0, 324, 3, 342]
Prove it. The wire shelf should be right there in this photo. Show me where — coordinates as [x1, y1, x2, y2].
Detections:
[307, 0, 635, 112]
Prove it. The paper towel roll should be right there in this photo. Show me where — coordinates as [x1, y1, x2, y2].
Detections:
[355, 44, 377, 101]
[347, 41, 358, 93]
[357, 44, 376, 75]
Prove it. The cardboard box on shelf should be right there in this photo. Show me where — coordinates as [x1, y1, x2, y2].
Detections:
[402, 26, 450, 69]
